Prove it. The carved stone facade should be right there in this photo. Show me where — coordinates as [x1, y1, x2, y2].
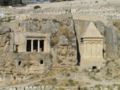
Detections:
[9, 32, 51, 73]
[13, 32, 50, 53]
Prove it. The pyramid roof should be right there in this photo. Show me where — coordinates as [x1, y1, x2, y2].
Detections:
[82, 22, 103, 38]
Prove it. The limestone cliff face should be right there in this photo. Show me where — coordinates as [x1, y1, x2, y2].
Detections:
[0, 14, 119, 69]
[13, 18, 119, 60]
[95, 21, 118, 59]
[0, 14, 119, 89]
[0, 27, 11, 53]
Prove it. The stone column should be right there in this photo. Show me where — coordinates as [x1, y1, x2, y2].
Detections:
[96, 43, 99, 58]
[31, 39, 33, 52]
[92, 43, 94, 57]
[83, 42, 87, 59]
[38, 40, 40, 52]
[90, 43, 92, 58]
[44, 39, 49, 53]
[80, 43, 84, 60]
[92, 43, 96, 58]
[87, 43, 90, 58]
[98, 43, 101, 58]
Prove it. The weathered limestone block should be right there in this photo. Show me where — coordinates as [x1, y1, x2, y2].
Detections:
[80, 22, 104, 68]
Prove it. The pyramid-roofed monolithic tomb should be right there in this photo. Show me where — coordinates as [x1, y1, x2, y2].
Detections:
[0, 0, 120, 90]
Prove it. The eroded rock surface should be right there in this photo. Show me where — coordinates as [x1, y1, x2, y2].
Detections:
[0, 3, 120, 90]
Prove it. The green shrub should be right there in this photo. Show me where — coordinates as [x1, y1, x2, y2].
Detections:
[34, 5, 41, 9]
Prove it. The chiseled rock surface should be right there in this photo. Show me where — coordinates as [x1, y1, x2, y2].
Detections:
[0, 1, 120, 89]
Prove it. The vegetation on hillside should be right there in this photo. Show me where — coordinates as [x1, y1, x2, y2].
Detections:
[50, 0, 72, 2]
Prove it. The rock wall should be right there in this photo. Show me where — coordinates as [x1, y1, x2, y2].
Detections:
[0, 14, 119, 63]
[0, 8, 120, 89]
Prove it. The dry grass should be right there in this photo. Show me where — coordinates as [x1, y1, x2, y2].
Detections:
[59, 79, 79, 86]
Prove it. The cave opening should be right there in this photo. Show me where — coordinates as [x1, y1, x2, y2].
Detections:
[40, 60, 43, 64]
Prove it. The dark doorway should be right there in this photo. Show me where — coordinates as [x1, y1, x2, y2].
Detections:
[18, 61, 21, 66]
[40, 60, 43, 64]
[33, 40, 38, 52]
[26, 40, 31, 52]
[40, 40, 44, 51]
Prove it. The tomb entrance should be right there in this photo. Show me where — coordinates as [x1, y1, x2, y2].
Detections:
[14, 32, 50, 53]
[26, 38, 44, 53]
